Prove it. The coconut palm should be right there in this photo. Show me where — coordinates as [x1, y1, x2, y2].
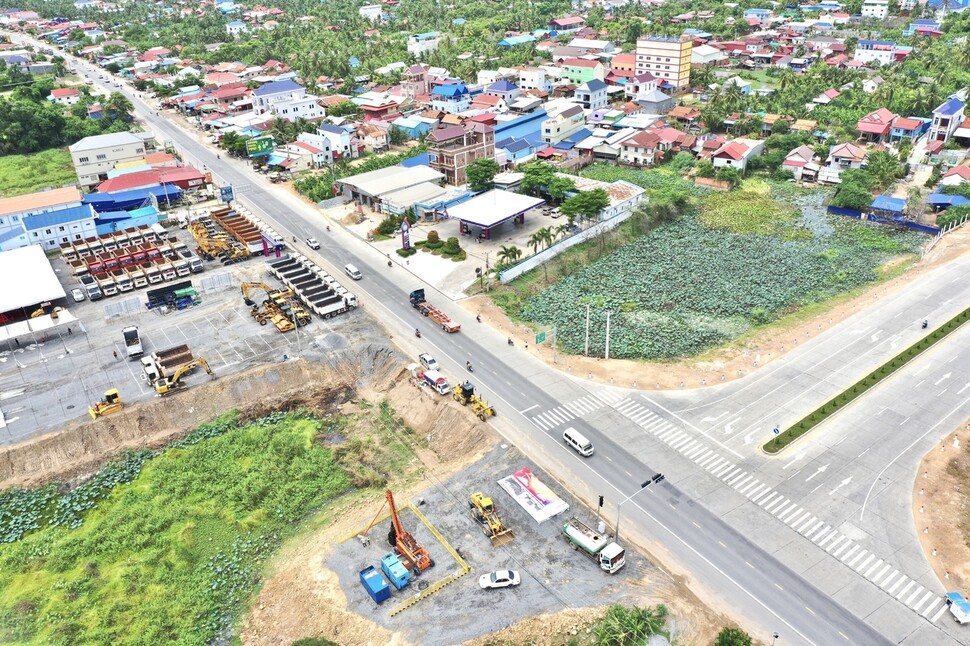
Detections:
[497, 245, 522, 267]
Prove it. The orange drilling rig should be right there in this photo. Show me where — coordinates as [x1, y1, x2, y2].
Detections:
[361, 489, 435, 575]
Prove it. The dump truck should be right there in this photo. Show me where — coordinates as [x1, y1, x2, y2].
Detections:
[452, 381, 495, 421]
[409, 288, 461, 333]
[141, 344, 194, 383]
[469, 492, 514, 547]
[122, 326, 143, 359]
[561, 517, 625, 574]
[78, 274, 103, 300]
[408, 363, 450, 395]
[153, 357, 215, 395]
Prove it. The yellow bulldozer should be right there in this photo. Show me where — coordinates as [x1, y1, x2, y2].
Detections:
[452, 381, 495, 421]
[89, 388, 123, 419]
[469, 491, 514, 547]
[241, 282, 310, 330]
[154, 357, 216, 395]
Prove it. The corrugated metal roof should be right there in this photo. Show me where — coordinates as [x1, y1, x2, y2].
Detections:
[23, 204, 95, 230]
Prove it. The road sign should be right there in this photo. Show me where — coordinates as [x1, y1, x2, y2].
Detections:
[535, 331, 546, 344]
[245, 136, 273, 157]
[219, 185, 234, 203]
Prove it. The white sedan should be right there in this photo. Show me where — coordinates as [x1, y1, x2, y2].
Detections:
[479, 570, 521, 589]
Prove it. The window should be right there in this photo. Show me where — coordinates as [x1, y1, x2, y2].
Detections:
[62, 237, 68, 243]
[96, 153, 107, 160]
[75, 234, 82, 240]
[32, 232, 38, 237]
[45, 228, 52, 235]
[59, 226, 65, 232]
[78, 156, 89, 163]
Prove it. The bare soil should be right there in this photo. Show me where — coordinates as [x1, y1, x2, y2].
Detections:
[913, 418, 970, 592]
[463, 226, 970, 390]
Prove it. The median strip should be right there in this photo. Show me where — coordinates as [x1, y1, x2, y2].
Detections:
[764, 306, 970, 454]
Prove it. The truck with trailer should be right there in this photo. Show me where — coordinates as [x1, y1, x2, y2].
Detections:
[407, 363, 450, 395]
[122, 326, 143, 359]
[409, 289, 461, 333]
[561, 517, 625, 574]
[141, 344, 194, 383]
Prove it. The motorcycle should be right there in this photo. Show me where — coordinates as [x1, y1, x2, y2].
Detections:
[922, 320, 928, 329]
[466, 361, 473, 372]
[476, 314, 481, 323]
[415, 329, 421, 338]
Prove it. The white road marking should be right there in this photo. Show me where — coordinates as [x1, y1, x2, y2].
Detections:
[805, 464, 829, 482]
[893, 579, 915, 599]
[855, 553, 875, 572]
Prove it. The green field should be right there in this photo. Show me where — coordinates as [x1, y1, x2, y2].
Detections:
[0, 149, 77, 198]
[514, 182, 923, 360]
[0, 403, 421, 645]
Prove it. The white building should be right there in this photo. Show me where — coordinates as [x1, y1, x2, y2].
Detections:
[69, 132, 147, 189]
[691, 44, 727, 66]
[226, 20, 247, 38]
[407, 32, 440, 57]
[861, 0, 889, 19]
[49, 88, 82, 106]
[252, 79, 324, 122]
[541, 103, 586, 144]
[359, 4, 382, 21]
[518, 68, 552, 93]
[854, 40, 896, 66]
[0, 187, 97, 252]
[295, 132, 334, 164]
[574, 79, 608, 111]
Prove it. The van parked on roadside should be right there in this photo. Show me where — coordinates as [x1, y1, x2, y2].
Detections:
[563, 427, 594, 457]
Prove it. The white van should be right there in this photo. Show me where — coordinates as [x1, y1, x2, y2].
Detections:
[344, 263, 362, 280]
[563, 427, 594, 457]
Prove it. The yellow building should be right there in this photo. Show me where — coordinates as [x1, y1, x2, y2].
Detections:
[635, 35, 693, 93]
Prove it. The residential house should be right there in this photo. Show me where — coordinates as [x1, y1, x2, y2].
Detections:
[638, 89, 676, 114]
[574, 79, 608, 111]
[722, 76, 752, 95]
[711, 138, 764, 171]
[541, 104, 586, 144]
[862, 76, 885, 94]
[498, 34, 537, 48]
[561, 58, 605, 85]
[495, 136, 538, 164]
[625, 72, 658, 101]
[402, 64, 429, 100]
[226, 20, 247, 37]
[668, 105, 702, 130]
[357, 124, 390, 153]
[430, 84, 470, 114]
[854, 40, 896, 66]
[818, 142, 866, 184]
[929, 96, 966, 143]
[861, 0, 889, 19]
[857, 108, 897, 142]
[549, 16, 585, 31]
[427, 122, 495, 186]
[941, 165, 970, 186]
[691, 44, 727, 67]
[518, 68, 552, 93]
[318, 123, 358, 160]
[407, 32, 440, 57]
[283, 141, 330, 167]
[635, 35, 693, 92]
[470, 93, 508, 112]
[252, 79, 322, 122]
[69, 132, 146, 189]
[619, 130, 662, 166]
[743, 8, 773, 22]
[486, 80, 520, 103]
[813, 88, 841, 105]
[48, 88, 81, 106]
[889, 117, 928, 142]
[782, 145, 820, 181]
[391, 115, 438, 139]
[610, 53, 637, 75]
[359, 4, 382, 21]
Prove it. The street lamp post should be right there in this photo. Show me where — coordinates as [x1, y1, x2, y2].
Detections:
[615, 473, 664, 544]
[771, 632, 779, 646]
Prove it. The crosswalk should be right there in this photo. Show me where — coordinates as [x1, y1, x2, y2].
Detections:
[609, 396, 950, 625]
[528, 389, 624, 431]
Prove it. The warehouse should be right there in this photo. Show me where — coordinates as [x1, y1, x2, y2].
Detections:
[338, 164, 444, 212]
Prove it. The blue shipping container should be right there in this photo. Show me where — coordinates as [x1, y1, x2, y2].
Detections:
[381, 552, 411, 590]
[359, 565, 391, 604]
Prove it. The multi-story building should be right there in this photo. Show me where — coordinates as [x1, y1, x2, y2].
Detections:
[518, 68, 552, 93]
[69, 132, 147, 189]
[541, 104, 585, 144]
[854, 40, 896, 66]
[561, 58, 605, 85]
[430, 84, 470, 114]
[402, 64, 429, 100]
[427, 122, 495, 186]
[0, 187, 97, 251]
[861, 0, 889, 19]
[574, 79, 608, 110]
[635, 35, 693, 92]
[930, 97, 966, 143]
[407, 32, 440, 57]
[252, 79, 323, 122]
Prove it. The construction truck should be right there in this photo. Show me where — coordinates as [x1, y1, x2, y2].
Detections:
[89, 389, 123, 419]
[153, 357, 215, 395]
[122, 326, 143, 359]
[408, 363, 450, 395]
[561, 517, 625, 574]
[452, 381, 496, 421]
[141, 344, 194, 383]
[409, 289, 461, 333]
[242, 282, 309, 329]
[469, 492, 515, 547]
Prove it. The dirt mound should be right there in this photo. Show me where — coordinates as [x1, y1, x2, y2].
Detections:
[0, 345, 400, 490]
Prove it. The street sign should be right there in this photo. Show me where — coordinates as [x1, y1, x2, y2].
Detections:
[535, 331, 546, 344]
[245, 136, 274, 157]
[219, 185, 234, 203]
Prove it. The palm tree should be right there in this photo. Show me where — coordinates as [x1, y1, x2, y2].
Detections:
[538, 226, 554, 250]
[497, 245, 522, 267]
[778, 70, 797, 92]
[554, 224, 569, 240]
[527, 230, 544, 254]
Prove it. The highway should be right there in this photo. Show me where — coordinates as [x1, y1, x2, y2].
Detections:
[40, 44, 968, 645]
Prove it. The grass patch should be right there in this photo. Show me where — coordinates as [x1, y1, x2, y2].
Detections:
[0, 401, 423, 644]
[0, 149, 76, 197]
[765, 306, 970, 453]
[700, 189, 799, 236]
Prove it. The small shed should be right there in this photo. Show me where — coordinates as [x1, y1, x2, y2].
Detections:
[359, 565, 391, 604]
[446, 189, 546, 240]
[870, 195, 906, 218]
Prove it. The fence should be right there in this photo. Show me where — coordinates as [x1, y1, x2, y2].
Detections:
[498, 208, 639, 283]
[199, 272, 235, 292]
[825, 206, 940, 234]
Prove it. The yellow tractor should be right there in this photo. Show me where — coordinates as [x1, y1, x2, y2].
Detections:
[469, 492, 514, 546]
[89, 389, 123, 419]
[452, 381, 495, 421]
[154, 357, 215, 395]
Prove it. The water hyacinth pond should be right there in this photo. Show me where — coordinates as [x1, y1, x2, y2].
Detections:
[521, 192, 924, 360]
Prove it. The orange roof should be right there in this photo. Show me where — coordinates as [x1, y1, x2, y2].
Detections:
[0, 187, 81, 217]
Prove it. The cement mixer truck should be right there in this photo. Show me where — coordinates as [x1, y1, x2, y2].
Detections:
[561, 517, 625, 574]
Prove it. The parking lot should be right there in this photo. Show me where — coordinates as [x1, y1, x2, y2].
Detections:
[327, 443, 669, 646]
[0, 226, 364, 445]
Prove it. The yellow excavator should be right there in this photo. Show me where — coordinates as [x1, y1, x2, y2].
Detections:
[31, 301, 64, 318]
[241, 282, 308, 331]
[154, 357, 215, 395]
[469, 491, 515, 546]
[89, 388, 123, 419]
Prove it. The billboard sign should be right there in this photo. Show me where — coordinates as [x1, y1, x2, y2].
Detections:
[497, 467, 569, 523]
[400, 217, 411, 251]
[245, 136, 274, 157]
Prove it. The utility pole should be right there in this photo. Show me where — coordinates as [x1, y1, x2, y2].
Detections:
[604, 310, 612, 360]
[584, 303, 591, 356]
[615, 473, 664, 544]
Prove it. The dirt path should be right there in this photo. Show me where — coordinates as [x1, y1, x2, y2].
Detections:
[461, 226, 970, 391]
[912, 418, 970, 593]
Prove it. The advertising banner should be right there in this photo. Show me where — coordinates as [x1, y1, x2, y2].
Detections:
[400, 218, 411, 251]
[498, 467, 569, 524]
[245, 136, 274, 157]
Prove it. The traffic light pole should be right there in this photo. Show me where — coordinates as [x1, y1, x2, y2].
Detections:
[614, 473, 664, 544]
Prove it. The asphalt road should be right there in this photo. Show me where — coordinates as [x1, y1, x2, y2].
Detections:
[39, 45, 965, 644]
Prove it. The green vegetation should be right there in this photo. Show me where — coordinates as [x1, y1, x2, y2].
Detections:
[579, 163, 710, 198]
[466, 157, 499, 193]
[294, 144, 427, 202]
[510, 186, 922, 360]
[591, 604, 670, 645]
[0, 401, 424, 644]
[713, 627, 753, 646]
[766, 304, 970, 453]
[0, 149, 76, 197]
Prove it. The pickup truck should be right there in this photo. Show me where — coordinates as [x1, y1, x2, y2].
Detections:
[408, 363, 450, 395]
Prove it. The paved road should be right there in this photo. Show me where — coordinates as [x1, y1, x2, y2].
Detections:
[38, 44, 968, 644]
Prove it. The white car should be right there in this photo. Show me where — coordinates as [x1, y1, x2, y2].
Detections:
[479, 570, 520, 589]
[305, 237, 320, 250]
[71, 288, 85, 303]
[418, 353, 439, 372]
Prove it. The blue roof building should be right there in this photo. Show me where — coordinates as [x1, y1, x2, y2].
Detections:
[930, 96, 966, 143]
[253, 79, 304, 97]
[498, 34, 536, 48]
[430, 84, 470, 113]
[870, 195, 906, 215]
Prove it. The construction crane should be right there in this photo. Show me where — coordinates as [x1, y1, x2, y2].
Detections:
[378, 489, 434, 575]
[452, 381, 496, 421]
[89, 388, 123, 419]
[153, 357, 215, 395]
[469, 491, 515, 547]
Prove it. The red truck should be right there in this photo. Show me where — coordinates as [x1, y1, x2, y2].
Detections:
[409, 289, 461, 333]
